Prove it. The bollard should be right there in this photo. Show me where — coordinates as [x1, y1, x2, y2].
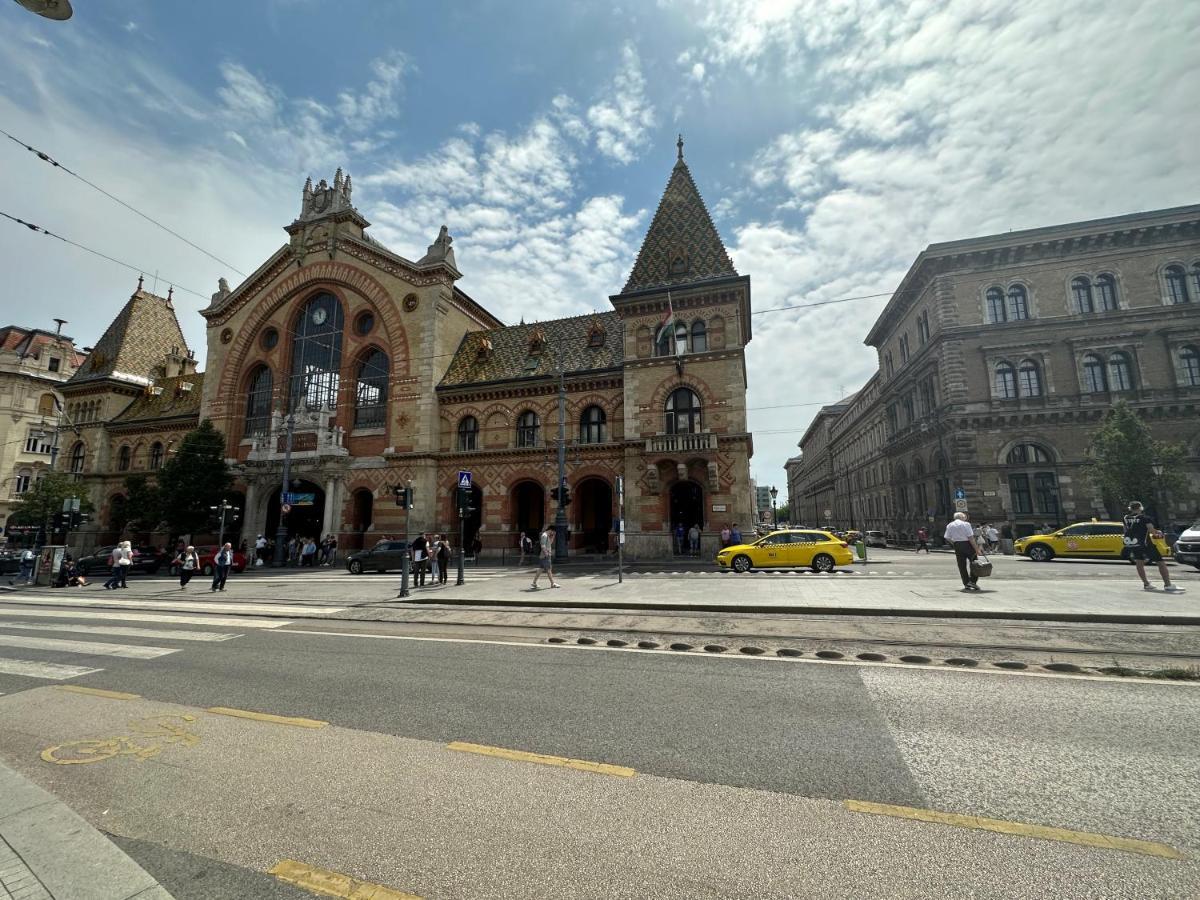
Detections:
[398, 549, 410, 598]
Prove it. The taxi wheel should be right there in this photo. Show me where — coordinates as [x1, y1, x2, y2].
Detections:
[811, 553, 835, 573]
[348, 560, 363, 574]
[731, 555, 752, 573]
[1027, 544, 1054, 562]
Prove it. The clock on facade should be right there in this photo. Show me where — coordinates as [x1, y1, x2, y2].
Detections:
[312, 307, 328, 326]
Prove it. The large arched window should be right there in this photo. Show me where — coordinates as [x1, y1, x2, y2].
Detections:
[1018, 359, 1042, 397]
[1165, 265, 1190, 304]
[149, 441, 164, 471]
[457, 416, 478, 451]
[1096, 274, 1118, 311]
[994, 362, 1017, 399]
[1181, 346, 1200, 387]
[1006, 285, 1029, 320]
[986, 287, 1006, 323]
[579, 405, 606, 444]
[1007, 443, 1052, 464]
[1108, 352, 1134, 391]
[70, 441, 85, 474]
[1006, 443, 1058, 519]
[245, 365, 273, 437]
[1072, 277, 1094, 314]
[665, 388, 702, 434]
[690, 320, 708, 353]
[516, 410, 540, 447]
[288, 292, 344, 411]
[1082, 354, 1107, 393]
[117, 445, 131, 472]
[354, 348, 388, 428]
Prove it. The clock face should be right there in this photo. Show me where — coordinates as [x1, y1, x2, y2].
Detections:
[312, 307, 328, 326]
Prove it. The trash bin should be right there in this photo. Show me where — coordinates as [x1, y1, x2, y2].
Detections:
[855, 540, 867, 560]
[1000, 538, 1015, 556]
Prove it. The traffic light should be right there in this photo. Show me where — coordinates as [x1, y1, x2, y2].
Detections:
[54, 512, 70, 532]
[70, 510, 89, 529]
[551, 485, 572, 506]
[456, 486, 476, 516]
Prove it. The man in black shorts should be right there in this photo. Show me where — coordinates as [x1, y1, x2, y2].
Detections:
[1123, 501, 1183, 593]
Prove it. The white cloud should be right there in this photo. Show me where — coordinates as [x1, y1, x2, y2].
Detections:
[123, 21, 138, 33]
[586, 42, 655, 164]
[335, 50, 411, 131]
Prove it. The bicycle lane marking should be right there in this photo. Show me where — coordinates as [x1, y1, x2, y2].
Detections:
[40, 714, 201, 766]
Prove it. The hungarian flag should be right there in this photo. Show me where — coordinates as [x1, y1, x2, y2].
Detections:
[655, 291, 674, 345]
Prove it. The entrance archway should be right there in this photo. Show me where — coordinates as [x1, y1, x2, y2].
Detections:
[512, 481, 545, 546]
[351, 489, 373, 549]
[576, 478, 613, 553]
[669, 480, 704, 536]
[449, 484, 484, 555]
[266, 479, 326, 542]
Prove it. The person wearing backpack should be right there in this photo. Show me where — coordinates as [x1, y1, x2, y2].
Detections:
[174, 545, 199, 590]
[12, 547, 35, 585]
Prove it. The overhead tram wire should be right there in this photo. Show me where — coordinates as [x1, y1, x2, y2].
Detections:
[0, 126, 247, 277]
[0, 210, 208, 301]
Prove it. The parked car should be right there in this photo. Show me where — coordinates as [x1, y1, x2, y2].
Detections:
[863, 530, 888, 548]
[716, 529, 854, 573]
[345, 540, 409, 574]
[1174, 523, 1200, 571]
[0, 547, 23, 575]
[76, 545, 164, 576]
[167, 546, 247, 577]
[1014, 521, 1172, 562]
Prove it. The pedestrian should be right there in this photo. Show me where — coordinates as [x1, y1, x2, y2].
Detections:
[255, 534, 267, 567]
[720, 524, 731, 549]
[730, 522, 742, 545]
[688, 522, 701, 556]
[174, 545, 199, 590]
[286, 536, 297, 565]
[944, 512, 982, 591]
[674, 522, 685, 555]
[211, 542, 233, 592]
[326, 534, 338, 567]
[116, 541, 133, 588]
[302, 537, 318, 567]
[472, 535, 483, 560]
[531, 523, 560, 590]
[13, 546, 35, 585]
[410, 532, 428, 586]
[65, 556, 87, 587]
[915, 526, 930, 553]
[438, 534, 450, 584]
[428, 533, 441, 583]
[1123, 501, 1184, 593]
[519, 531, 532, 566]
[985, 523, 1000, 553]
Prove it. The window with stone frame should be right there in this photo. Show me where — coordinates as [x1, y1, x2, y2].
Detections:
[1072, 277, 1095, 314]
[884, 352, 894, 378]
[579, 405, 607, 444]
[916, 310, 931, 344]
[149, 442, 164, 471]
[1007, 284, 1030, 320]
[1180, 345, 1200, 387]
[1081, 353, 1107, 393]
[117, 445, 131, 471]
[690, 319, 707, 353]
[899, 334, 910, 363]
[1107, 351, 1135, 391]
[1165, 265, 1190, 305]
[457, 416, 478, 451]
[1095, 274, 1118, 311]
[13, 469, 32, 494]
[665, 388, 702, 434]
[288, 292, 344, 411]
[986, 287, 1006, 323]
[1018, 359, 1043, 397]
[70, 441, 85, 473]
[994, 362, 1018, 399]
[353, 348, 388, 428]
[244, 365, 273, 438]
[516, 410, 540, 447]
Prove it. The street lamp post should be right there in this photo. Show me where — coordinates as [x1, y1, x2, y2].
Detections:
[553, 357, 569, 563]
[272, 412, 296, 567]
[1151, 458, 1165, 524]
[769, 485, 778, 527]
[210, 499, 239, 548]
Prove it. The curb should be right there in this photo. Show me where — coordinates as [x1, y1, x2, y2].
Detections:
[0, 759, 174, 899]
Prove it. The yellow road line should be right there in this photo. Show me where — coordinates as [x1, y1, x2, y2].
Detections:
[844, 800, 1185, 860]
[54, 685, 140, 700]
[447, 740, 635, 778]
[206, 706, 327, 728]
[268, 859, 420, 899]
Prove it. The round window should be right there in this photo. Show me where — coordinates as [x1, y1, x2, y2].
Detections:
[261, 327, 279, 350]
[356, 312, 375, 336]
[219, 328, 233, 345]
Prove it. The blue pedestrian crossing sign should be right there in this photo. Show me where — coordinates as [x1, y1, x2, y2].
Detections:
[953, 487, 966, 500]
[458, 471, 472, 489]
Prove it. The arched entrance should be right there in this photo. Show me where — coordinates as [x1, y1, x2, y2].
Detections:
[512, 481, 545, 546]
[576, 478, 613, 553]
[449, 484, 483, 555]
[669, 480, 704, 536]
[351, 488, 374, 549]
[266, 479, 326, 542]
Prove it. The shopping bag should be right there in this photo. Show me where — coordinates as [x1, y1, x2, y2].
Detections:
[970, 555, 993, 578]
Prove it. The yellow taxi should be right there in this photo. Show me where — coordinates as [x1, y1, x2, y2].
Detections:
[1014, 521, 1172, 562]
[716, 529, 855, 573]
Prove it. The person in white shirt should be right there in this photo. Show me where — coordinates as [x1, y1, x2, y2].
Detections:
[944, 512, 982, 591]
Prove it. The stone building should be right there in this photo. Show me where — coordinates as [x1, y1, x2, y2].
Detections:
[791, 204, 1200, 539]
[0, 323, 84, 534]
[199, 145, 755, 557]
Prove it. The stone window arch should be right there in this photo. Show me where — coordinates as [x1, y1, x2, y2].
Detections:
[354, 348, 388, 428]
[579, 405, 606, 444]
[690, 319, 708, 353]
[117, 445, 132, 472]
[986, 287, 1006, 323]
[1081, 353, 1107, 393]
[1071, 277, 1095, 314]
[1179, 345, 1200, 387]
[1108, 351, 1135, 392]
[149, 441, 164, 471]
[1095, 274, 1119, 311]
[70, 441, 85, 474]
[289, 292, 343, 411]
[1018, 359, 1042, 397]
[457, 415, 478, 451]
[665, 388, 702, 435]
[994, 361, 1017, 399]
[1006, 284, 1029, 320]
[245, 365, 273, 438]
[1165, 264, 1191, 305]
[516, 410, 540, 447]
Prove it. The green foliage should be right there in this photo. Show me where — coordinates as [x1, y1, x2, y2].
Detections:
[122, 473, 164, 533]
[1083, 402, 1187, 515]
[157, 420, 233, 536]
[7, 471, 93, 528]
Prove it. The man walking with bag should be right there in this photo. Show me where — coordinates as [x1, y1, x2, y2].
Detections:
[944, 512, 983, 591]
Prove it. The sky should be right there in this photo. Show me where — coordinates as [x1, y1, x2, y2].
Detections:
[1, 0, 1198, 503]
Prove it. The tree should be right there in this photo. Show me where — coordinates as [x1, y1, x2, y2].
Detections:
[774, 502, 791, 522]
[157, 419, 233, 536]
[122, 473, 164, 533]
[1083, 402, 1187, 517]
[7, 471, 93, 529]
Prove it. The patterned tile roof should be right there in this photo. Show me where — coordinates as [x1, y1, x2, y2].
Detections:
[439, 312, 623, 388]
[68, 288, 190, 386]
[111, 373, 205, 424]
[622, 155, 737, 293]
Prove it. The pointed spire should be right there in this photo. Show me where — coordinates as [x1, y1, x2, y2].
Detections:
[167, 286, 174, 303]
[343, 173, 352, 199]
[677, 133, 684, 161]
[334, 168, 343, 192]
[137, 274, 144, 292]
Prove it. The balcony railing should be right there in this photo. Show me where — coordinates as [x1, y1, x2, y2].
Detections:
[645, 431, 717, 454]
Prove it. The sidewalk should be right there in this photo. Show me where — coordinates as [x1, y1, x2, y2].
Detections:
[0, 760, 173, 900]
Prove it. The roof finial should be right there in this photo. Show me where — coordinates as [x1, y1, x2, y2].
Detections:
[137, 274, 144, 292]
[167, 286, 174, 302]
[677, 133, 684, 161]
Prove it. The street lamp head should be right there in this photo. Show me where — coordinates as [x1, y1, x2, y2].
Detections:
[1151, 459, 1164, 477]
[769, 485, 778, 500]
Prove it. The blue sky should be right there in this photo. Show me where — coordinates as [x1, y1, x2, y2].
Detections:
[2, 0, 1198, 501]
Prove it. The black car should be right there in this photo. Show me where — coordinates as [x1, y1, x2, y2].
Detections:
[76, 545, 164, 576]
[345, 540, 409, 574]
[0, 548, 24, 575]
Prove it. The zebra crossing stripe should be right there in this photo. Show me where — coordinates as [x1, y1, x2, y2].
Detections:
[0, 608, 291, 628]
[0, 634, 177, 659]
[6, 596, 343, 615]
[0, 657, 102, 680]
[0, 622, 239, 642]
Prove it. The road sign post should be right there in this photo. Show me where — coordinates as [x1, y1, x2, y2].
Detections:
[616, 475, 624, 584]
[457, 471, 471, 586]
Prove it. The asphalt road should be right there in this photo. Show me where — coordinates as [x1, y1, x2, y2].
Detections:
[0, 601, 1198, 899]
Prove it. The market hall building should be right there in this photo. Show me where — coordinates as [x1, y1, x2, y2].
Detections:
[200, 145, 755, 557]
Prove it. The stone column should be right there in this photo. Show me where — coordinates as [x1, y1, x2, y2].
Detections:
[243, 480, 260, 538]
[322, 476, 339, 537]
